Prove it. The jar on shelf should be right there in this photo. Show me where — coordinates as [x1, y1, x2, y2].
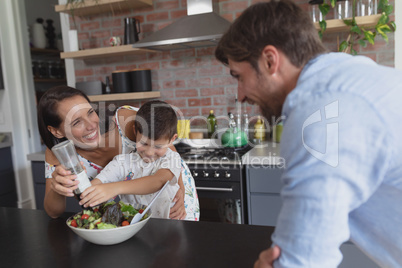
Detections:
[37, 61, 48, 79]
[308, 0, 324, 23]
[357, 0, 377, 16]
[334, 0, 353, 19]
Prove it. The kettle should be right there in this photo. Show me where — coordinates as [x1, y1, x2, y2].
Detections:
[221, 128, 248, 147]
[124, 17, 140, 44]
[221, 112, 248, 147]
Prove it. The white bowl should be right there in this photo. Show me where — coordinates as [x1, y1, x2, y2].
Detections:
[66, 204, 151, 245]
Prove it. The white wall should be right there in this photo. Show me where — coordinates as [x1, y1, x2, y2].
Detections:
[0, 0, 42, 209]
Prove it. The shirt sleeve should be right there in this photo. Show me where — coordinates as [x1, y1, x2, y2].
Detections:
[159, 149, 182, 185]
[45, 161, 56, 179]
[96, 154, 131, 183]
[272, 92, 391, 267]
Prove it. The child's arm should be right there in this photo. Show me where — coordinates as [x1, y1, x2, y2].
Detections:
[79, 169, 175, 207]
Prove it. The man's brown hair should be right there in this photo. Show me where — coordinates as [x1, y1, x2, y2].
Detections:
[215, 0, 327, 70]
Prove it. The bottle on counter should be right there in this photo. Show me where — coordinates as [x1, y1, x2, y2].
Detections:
[254, 116, 266, 142]
[51, 140, 91, 205]
[207, 110, 216, 138]
[243, 113, 249, 140]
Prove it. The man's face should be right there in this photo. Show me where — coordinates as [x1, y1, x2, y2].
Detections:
[228, 58, 286, 120]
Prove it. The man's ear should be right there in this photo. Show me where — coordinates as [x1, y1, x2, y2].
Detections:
[47, 126, 64, 139]
[261, 45, 280, 75]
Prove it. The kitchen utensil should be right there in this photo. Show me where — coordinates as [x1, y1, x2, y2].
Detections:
[51, 140, 91, 195]
[129, 69, 152, 92]
[130, 181, 169, 225]
[112, 70, 131, 93]
[124, 17, 140, 44]
[31, 18, 46, 49]
[221, 128, 248, 147]
[189, 132, 203, 139]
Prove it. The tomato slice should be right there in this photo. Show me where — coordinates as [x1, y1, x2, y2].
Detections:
[138, 209, 144, 213]
[71, 219, 78, 227]
[93, 208, 99, 212]
[81, 214, 89, 220]
[122, 220, 129, 226]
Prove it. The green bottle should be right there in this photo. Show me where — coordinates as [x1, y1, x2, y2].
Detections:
[207, 110, 216, 138]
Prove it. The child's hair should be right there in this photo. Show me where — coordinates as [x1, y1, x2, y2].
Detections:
[134, 100, 177, 140]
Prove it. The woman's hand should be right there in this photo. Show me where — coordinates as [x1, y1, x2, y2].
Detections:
[254, 246, 281, 268]
[169, 187, 187, 220]
[50, 165, 79, 197]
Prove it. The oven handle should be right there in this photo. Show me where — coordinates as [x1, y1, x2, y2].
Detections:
[196, 186, 233, 192]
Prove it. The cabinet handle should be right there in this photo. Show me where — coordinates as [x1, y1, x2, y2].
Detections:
[196, 187, 233, 192]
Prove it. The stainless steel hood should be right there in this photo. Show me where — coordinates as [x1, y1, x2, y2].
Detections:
[132, 0, 230, 51]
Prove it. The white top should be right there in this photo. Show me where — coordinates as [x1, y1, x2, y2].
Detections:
[96, 148, 181, 219]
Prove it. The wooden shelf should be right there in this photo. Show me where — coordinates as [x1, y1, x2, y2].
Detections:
[55, 0, 153, 17]
[60, 44, 155, 59]
[30, 48, 61, 56]
[314, 14, 381, 33]
[34, 79, 66, 83]
[88, 91, 160, 102]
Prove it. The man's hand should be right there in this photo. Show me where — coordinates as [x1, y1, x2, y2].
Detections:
[254, 245, 281, 268]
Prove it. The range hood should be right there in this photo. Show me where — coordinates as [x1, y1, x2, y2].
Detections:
[132, 0, 231, 51]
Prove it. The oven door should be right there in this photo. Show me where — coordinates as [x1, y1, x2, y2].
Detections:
[195, 180, 243, 224]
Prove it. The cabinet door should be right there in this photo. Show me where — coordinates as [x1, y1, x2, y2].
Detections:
[249, 194, 282, 226]
[248, 167, 283, 194]
[340, 243, 380, 268]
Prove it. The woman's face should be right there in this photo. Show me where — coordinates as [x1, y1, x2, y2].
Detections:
[55, 95, 100, 149]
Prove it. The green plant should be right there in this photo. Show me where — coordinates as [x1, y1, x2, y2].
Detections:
[317, 0, 396, 55]
[65, 0, 100, 29]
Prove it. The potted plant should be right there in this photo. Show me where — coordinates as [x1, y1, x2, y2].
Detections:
[317, 0, 395, 54]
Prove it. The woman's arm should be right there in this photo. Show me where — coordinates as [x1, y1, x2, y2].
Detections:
[79, 169, 174, 207]
[44, 148, 79, 218]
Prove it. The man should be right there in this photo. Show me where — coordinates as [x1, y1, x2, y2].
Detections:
[215, 0, 402, 267]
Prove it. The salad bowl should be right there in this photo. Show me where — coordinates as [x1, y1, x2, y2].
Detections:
[66, 203, 151, 245]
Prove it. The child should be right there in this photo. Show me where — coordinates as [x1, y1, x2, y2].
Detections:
[79, 100, 182, 219]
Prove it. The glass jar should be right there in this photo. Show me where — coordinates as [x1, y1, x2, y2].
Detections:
[308, 0, 324, 23]
[357, 0, 377, 16]
[334, 0, 353, 19]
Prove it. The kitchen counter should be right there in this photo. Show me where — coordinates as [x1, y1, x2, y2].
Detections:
[242, 141, 282, 166]
[0, 132, 12, 148]
[27, 150, 45, 161]
[0, 207, 274, 267]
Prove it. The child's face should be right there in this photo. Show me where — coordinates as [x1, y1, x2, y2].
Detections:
[135, 132, 176, 163]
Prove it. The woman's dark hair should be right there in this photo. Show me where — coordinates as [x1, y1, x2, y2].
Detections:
[37, 85, 91, 149]
[215, 0, 327, 70]
[134, 100, 177, 141]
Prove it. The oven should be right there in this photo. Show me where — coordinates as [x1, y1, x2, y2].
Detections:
[176, 140, 252, 224]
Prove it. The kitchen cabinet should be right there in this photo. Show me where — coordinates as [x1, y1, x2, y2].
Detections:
[0, 146, 17, 208]
[314, 14, 381, 33]
[30, 48, 66, 102]
[245, 165, 379, 268]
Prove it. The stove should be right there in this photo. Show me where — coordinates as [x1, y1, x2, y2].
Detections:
[175, 140, 253, 224]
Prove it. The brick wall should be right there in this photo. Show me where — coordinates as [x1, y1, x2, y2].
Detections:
[71, 0, 395, 127]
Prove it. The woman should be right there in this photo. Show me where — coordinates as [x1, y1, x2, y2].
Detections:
[37, 85, 199, 220]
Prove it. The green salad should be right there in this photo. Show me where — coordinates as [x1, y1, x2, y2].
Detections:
[67, 201, 148, 229]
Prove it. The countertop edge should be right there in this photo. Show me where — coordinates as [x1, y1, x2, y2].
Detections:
[0, 132, 13, 148]
[27, 151, 46, 162]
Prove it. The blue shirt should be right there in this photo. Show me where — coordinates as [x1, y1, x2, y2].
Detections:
[272, 53, 402, 267]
